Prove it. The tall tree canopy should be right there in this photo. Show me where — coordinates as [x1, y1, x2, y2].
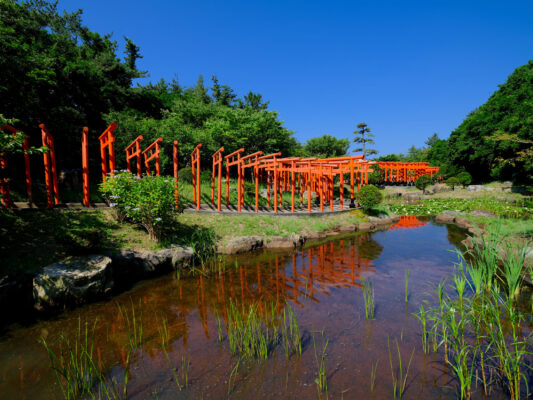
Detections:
[448, 61, 533, 183]
[353, 122, 377, 158]
[302, 135, 349, 158]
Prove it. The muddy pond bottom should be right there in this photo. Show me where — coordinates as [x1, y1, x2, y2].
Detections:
[1, 217, 478, 399]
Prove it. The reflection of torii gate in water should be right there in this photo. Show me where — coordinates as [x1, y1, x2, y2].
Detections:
[177, 234, 377, 339]
[389, 215, 429, 231]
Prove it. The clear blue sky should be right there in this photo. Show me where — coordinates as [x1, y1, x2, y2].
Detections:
[64, 0, 533, 156]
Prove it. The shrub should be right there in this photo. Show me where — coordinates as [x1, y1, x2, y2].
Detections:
[100, 171, 180, 240]
[357, 184, 383, 212]
[456, 171, 472, 187]
[446, 176, 461, 191]
[178, 167, 193, 184]
[415, 174, 433, 194]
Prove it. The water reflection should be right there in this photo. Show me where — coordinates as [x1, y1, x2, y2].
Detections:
[389, 215, 429, 230]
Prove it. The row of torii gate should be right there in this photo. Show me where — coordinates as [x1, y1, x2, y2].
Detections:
[0, 123, 439, 212]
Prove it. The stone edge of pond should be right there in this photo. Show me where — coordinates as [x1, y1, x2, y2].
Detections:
[0, 216, 399, 324]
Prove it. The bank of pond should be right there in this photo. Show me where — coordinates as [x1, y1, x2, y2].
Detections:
[0, 216, 532, 399]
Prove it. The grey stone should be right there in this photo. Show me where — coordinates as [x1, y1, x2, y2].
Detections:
[265, 233, 306, 249]
[441, 210, 461, 216]
[428, 184, 450, 194]
[454, 216, 475, 230]
[33, 255, 113, 309]
[435, 213, 455, 223]
[217, 236, 263, 254]
[467, 185, 484, 192]
[305, 231, 327, 240]
[338, 224, 358, 233]
[404, 194, 421, 201]
[358, 222, 376, 232]
[301, 191, 317, 200]
[470, 210, 498, 218]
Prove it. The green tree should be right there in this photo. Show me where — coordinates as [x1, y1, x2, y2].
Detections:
[456, 171, 472, 187]
[448, 61, 533, 182]
[446, 177, 460, 191]
[303, 135, 350, 158]
[357, 184, 383, 212]
[353, 123, 378, 158]
[415, 175, 432, 194]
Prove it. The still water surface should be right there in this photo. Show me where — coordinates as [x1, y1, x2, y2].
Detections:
[0, 217, 475, 399]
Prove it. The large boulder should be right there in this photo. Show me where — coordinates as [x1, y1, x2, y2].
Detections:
[217, 236, 263, 254]
[265, 233, 306, 249]
[470, 210, 498, 218]
[358, 222, 376, 232]
[467, 185, 484, 192]
[111, 247, 193, 285]
[33, 255, 113, 309]
[454, 217, 475, 230]
[435, 213, 455, 224]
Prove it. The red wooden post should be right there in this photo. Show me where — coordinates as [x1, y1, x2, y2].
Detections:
[125, 135, 143, 177]
[22, 138, 32, 204]
[0, 154, 12, 208]
[98, 123, 117, 181]
[142, 137, 163, 176]
[173, 140, 179, 209]
[40, 124, 59, 206]
[82, 127, 90, 208]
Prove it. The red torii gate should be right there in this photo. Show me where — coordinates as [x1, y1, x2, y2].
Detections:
[191, 144, 202, 210]
[211, 147, 224, 211]
[224, 148, 244, 208]
[143, 137, 163, 176]
[98, 123, 117, 181]
[40, 124, 59, 208]
[125, 135, 143, 177]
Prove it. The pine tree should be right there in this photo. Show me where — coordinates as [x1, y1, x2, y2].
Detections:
[353, 122, 378, 158]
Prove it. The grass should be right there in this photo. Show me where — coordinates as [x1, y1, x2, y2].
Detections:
[312, 330, 329, 397]
[215, 300, 302, 361]
[404, 269, 410, 303]
[387, 337, 414, 399]
[362, 278, 375, 320]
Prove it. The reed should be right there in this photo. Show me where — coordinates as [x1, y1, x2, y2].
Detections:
[500, 242, 527, 302]
[404, 269, 410, 303]
[41, 317, 100, 400]
[312, 330, 328, 396]
[362, 278, 375, 320]
[387, 338, 414, 399]
[370, 361, 378, 393]
[413, 305, 428, 354]
[117, 300, 143, 351]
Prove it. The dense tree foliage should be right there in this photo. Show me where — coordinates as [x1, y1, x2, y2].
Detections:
[302, 134, 349, 158]
[448, 61, 533, 183]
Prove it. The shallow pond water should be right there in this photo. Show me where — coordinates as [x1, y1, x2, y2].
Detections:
[0, 216, 511, 399]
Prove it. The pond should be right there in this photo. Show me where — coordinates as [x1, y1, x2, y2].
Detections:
[0, 217, 504, 399]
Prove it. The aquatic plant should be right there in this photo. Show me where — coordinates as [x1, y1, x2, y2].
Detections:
[41, 317, 100, 400]
[362, 278, 375, 320]
[312, 330, 329, 396]
[116, 300, 143, 351]
[387, 337, 414, 399]
[370, 361, 378, 392]
[404, 269, 410, 303]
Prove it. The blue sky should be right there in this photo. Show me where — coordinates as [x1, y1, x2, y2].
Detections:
[65, 1, 533, 156]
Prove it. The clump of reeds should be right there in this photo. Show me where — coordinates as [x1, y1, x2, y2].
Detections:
[215, 300, 302, 360]
[387, 337, 414, 399]
[312, 330, 328, 397]
[117, 299, 143, 351]
[362, 278, 375, 319]
[404, 269, 410, 303]
[41, 317, 100, 400]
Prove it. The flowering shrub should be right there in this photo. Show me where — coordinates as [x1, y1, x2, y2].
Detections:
[100, 171, 180, 240]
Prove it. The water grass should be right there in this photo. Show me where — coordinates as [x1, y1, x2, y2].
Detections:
[370, 361, 378, 392]
[362, 278, 375, 320]
[312, 330, 329, 397]
[404, 269, 410, 303]
[41, 317, 100, 400]
[387, 337, 414, 399]
[117, 300, 143, 351]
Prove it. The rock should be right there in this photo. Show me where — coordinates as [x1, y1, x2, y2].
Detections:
[260, 189, 269, 198]
[404, 194, 421, 202]
[441, 210, 461, 216]
[368, 216, 393, 225]
[454, 216, 474, 230]
[33, 255, 113, 309]
[470, 210, 497, 218]
[338, 224, 358, 233]
[467, 185, 484, 192]
[358, 222, 376, 232]
[217, 236, 263, 255]
[264, 233, 306, 249]
[435, 213, 455, 224]
[502, 181, 513, 188]
[301, 191, 317, 200]
[305, 231, 327, 240]
[111, 247, 193, 285]
[428, 184, 450, 194]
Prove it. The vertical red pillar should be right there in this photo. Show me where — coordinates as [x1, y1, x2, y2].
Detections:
[155, 142, 161, 176]
[22, 138, 32, 204]
[218, 155, 222, 211]
[41, 129, 53, 208]
[82, 127, 90, 208]
[173, 141, 179, 210]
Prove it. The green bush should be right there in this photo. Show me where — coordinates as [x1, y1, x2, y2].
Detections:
[446, 176, 461, 191]
[357, 184, 383, 212]
[456, 171, 472, 187]
[178, 167, 193, 184]
[415, 174, 433, 193]
[100, 171, 180, 240]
